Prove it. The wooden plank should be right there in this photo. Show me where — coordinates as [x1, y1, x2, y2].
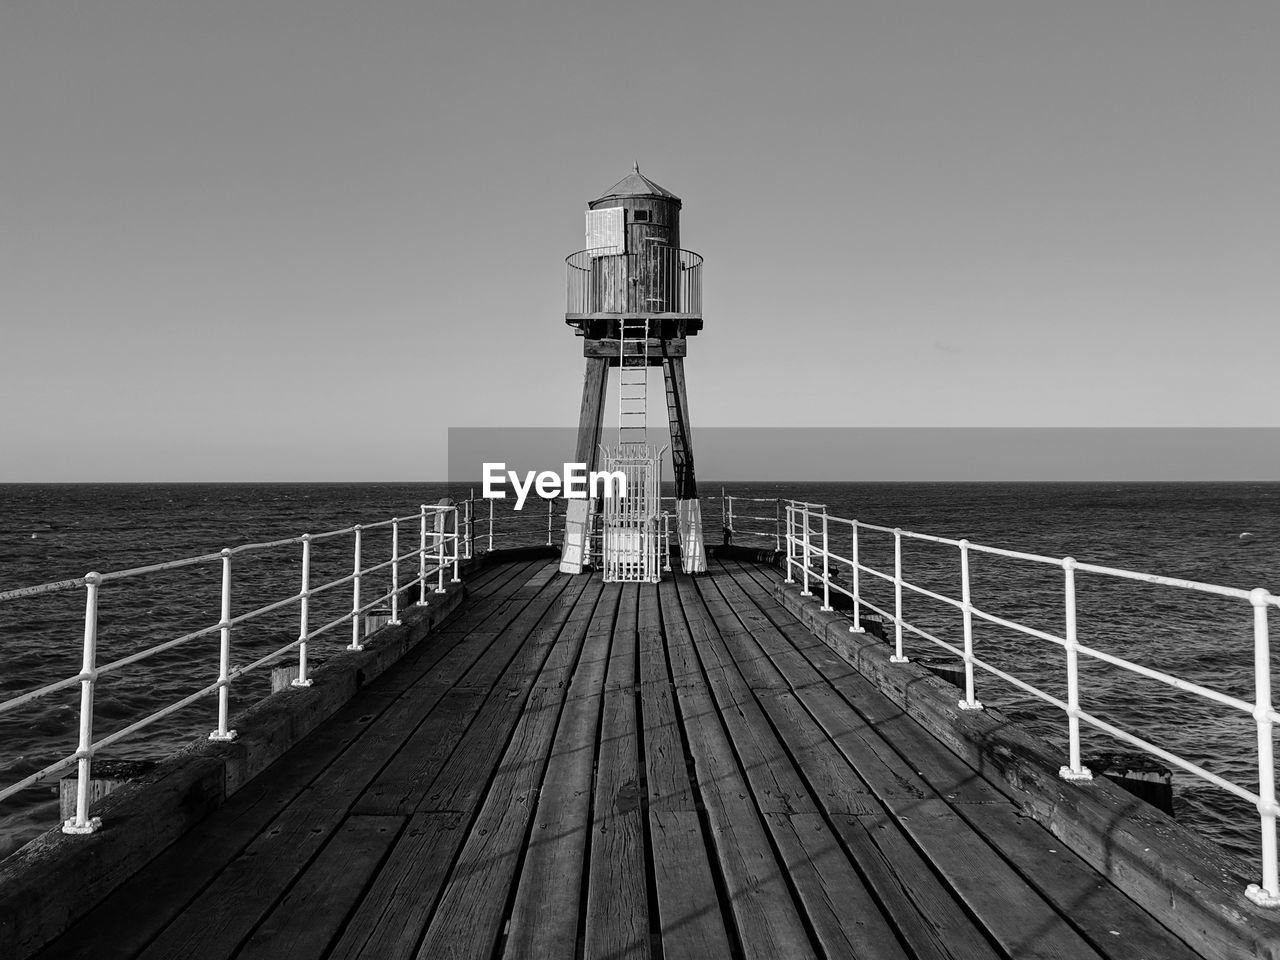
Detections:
[411, 575, 591, 815]
[363, 559, 544, 692]
[131, 566, 569, 960]
[502, 579, 616, 959]
[236, 815, 405, 960]
[637, 583, 731, 960]
[657, 579, 817, 960]
[717, 561, 1108, 960]
[336, 573, 596, 960]
[413, 576, 601, 960]
[585, 584, 649, 960]
[135, 815, 338, 960]
[326, 812, 469, 960]
[739, 564, 1202, 959]
[758, 689, 1000, 960]
[638, 583, 695, 811]
[584, 337, 686, 359]
[42, 563, 543, 960]
[681, 574, 908, 960]
[354, 568, 573, 814]
[684, 577, 816, 814]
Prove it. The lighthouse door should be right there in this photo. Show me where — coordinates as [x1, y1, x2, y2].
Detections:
[628, 218, 673, 313]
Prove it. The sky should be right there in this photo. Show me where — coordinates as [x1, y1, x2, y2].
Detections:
[1, 1, 1276, 481]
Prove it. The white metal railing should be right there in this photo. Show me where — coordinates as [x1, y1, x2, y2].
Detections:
[720, 492, 809, 551]
[0, 505, 462, 835]
[456, 494, 562, 557]
[781, 501, 1280, 907]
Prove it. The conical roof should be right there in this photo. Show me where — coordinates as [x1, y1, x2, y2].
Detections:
[590, 163, 681, 206]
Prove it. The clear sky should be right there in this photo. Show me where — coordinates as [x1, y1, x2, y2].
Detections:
[2, 1, 1275, 481]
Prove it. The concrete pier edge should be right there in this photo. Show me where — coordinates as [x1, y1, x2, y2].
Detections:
[0, 573, 473, 959]
[775, 580, 1280, 960]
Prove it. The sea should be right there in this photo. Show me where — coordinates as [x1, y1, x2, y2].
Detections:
[1, 481, 1277, 874]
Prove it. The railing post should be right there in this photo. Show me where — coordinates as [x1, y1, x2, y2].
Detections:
[488, 497, 494, 552]
[784, 505, 795, 583]
[210, 549, 237, 742]
[819, 511, 832, 611]
[1059, 558, 1092, 781]
[451, 508, 462, 583]
[293, 535, 314, 686]
[800, 506, 813, 597]
[547, 498, 554, 546]
[663, 512, 672, 572]
[389, 520, 402, 625]
[849, 522, 864, 633]
[417, 504, 429, 606]
[1247, 589, 1280, 906]
[774, 498, 781, 553]
[957, 540, 982, 710]
[62, 571, 103, 834]
[889, 529, 908, 662]
[348, 525, 364, 652]
[436, 509, 448, 594]
[464, 495, 474, 560]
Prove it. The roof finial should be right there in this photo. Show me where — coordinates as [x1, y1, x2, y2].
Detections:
[633, 160, 640, 174]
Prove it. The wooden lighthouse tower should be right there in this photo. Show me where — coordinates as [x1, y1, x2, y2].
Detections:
[560, 164, 707, 575]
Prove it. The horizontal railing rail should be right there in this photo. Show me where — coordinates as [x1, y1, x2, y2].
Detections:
[718, 494, 825, 551]
[565, 246, 703, 316]
[0, 505, 463, 835]
[781, 501, 1280, 907]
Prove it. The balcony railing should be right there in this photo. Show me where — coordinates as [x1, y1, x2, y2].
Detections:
[565, 246, 703, 316]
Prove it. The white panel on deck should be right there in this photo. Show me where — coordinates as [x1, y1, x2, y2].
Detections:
[586, 208, 625, 257]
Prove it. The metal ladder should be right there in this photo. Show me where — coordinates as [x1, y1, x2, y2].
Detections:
[618, 318, 649, 444]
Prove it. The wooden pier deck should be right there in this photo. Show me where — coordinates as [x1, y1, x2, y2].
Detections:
[35, 557, 1201, 960]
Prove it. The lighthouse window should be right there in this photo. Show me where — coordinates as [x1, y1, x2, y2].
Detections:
[633, 210, 650, 222]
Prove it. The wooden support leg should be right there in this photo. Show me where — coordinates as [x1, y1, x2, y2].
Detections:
[561, 357, 609, 573]
[662, 357, 706, 573]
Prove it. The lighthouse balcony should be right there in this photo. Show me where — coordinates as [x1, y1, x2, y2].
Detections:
[565, 246, 703, 336]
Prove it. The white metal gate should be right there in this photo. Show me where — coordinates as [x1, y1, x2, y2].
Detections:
[600, 443, 665, 583]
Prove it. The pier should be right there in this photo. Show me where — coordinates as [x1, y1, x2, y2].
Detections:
[5, 551, 1262, 960]
[17, 557, 1204, 959]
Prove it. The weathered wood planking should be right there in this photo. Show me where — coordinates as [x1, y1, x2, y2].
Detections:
[639, 582, 731, 960]
[704, 564, 1006, 960]
[35, 560, 537, 960]
[413, 575, 600, 960]
[353, 565, 573, 815]
[131, 566, 571, 960]
[35, 559, 1214, 960]
[727, 558, 1203, 960]
[235, 815, 404, 960]
[584, 584, 650, 960]
[333, 569, 591, 960]
[658, 579, 817, 960]
[684, 575, 909, 960]
[502, 580, 617, 959]
[712, 562, 1104, 960]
